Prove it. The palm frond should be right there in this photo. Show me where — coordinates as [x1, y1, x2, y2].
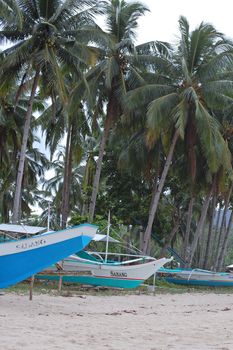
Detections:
[178, 16, 190, 62]
[50, 0, 105, 26]
[173, 99, 188, 139]
[147, 92, 179, 135]
[0, 0, 23, 29]
[203, 80, 233, 109]
[105, 56, 119, 88]
[195, 101, 232, 173]
[124, 84, 175, 111]
[136, 40, 173, 58]
[106, 0, 148, 42]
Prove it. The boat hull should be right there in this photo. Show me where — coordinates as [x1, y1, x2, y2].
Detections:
[0, 224, 97, 289]
[37, 274, 143, 288]
[157, 268, 233, 287]
[38, 257, 171, 289]
[159, 277, 233, 287]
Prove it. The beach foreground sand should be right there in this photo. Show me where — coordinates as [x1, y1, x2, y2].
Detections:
[1, 291, 233, 350]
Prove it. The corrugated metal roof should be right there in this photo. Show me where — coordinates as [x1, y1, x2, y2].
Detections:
[0, 224, 47, 235]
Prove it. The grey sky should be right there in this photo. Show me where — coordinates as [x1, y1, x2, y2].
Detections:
[136, 0, 233, 44]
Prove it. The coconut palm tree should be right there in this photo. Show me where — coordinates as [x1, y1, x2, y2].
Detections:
[0, 86, 46, 221]
[125, 16, 233, 254]
[0, 0, 104, 222]
[42, 146, 85, 223]
[71, 0, 149, 221]
[37, 66, 95, 227]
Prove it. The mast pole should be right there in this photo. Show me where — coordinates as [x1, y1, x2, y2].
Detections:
[47, 202, 51, 232]
[105, 211, 111, 263]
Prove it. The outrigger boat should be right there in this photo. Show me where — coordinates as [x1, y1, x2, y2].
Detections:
[37, 218, 172, 289]
[37, 250, 172, 289]
[156, 267, 233, 287]
[0, 223, 97, 289]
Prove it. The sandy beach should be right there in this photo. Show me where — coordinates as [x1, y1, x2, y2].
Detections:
[1, 290, 233, 350]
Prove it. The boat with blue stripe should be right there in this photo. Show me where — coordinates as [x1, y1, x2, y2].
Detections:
[37, 250, 172, 289]
[0, 223, 97, 289]
[157, 267, 233, 287]
[37, 216, 172, 289]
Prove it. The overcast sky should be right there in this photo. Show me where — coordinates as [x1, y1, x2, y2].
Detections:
[136, 0, 233, 44]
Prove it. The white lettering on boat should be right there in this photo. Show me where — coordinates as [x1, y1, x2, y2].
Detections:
[16, 239, 47, 250]
[110, 271, 127, 278]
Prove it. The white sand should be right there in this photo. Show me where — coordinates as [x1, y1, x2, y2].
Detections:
[1, 292, 233, 350]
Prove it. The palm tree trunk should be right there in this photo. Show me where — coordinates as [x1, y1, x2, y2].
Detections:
[215, 212, 227, 269]
[88, 98, 114, 222]
[148, 159, 160, 213]
[61, 124, 73, 228]
[215, 202, 227, 263]
[182, 195, 195, 267]
[142, 128, 180, 254]
[12, 70, 40, 223]
[218, 209, 233, 270]
[159, 218, 180, 258]
[202, 190, 217, 269]
[198, 220, 209, 268]
[211, 201, 221, 266]
[214, 202, 221, 237]
[61, 126, 71, 227]
[187, 185, 213, 267]
[214, 183, 233, 270]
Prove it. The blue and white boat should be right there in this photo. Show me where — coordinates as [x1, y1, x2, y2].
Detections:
[37, 226, 172, 289]
[156, 267, 233, 287]
[37, 216, 172, 289]
[0, 223, 98, 289]
[38, 251, 172, 289]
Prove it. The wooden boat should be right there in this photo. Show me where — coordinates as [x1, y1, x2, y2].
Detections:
[156, 267, 233, 287]
[37, 250, 172, 289]
[0, 223, 97, 289]
[37, 213, 172, 289]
